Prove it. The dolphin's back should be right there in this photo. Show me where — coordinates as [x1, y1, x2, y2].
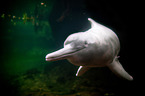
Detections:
[87, 18, 120, 57]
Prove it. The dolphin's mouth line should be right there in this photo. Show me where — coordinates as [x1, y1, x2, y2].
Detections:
[46, 53, 72, 61]
[46, 48, 85, 61]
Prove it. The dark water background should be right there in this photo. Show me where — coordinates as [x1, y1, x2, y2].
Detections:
[0, 0, 142, 96]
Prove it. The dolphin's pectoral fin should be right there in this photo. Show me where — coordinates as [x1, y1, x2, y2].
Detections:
[107, 58, 133, 81]
[76, 66, 90, 76]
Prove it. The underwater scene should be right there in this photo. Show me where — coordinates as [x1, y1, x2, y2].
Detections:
[0, 0, 140, 96]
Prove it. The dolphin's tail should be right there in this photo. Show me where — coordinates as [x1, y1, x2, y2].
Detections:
[107, 58, 133, 81]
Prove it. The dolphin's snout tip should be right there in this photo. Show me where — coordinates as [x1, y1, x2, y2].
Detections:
[45, 58, 49, 61]
[45, 55, 48, 59]
[45, 54, 51, 61]
[45, 57, 52, 61]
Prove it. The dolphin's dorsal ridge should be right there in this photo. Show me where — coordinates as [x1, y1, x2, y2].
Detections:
[88, 18, 96, 28]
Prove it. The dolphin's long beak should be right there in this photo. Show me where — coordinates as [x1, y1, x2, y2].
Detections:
[45, 44, 84, 61]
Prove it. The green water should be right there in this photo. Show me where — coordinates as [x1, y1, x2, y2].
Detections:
[1, 0, 55, 76]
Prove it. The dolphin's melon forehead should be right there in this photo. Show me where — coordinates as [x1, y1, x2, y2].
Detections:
[64, 32, 97, 45]
[64, 32, 84, 45]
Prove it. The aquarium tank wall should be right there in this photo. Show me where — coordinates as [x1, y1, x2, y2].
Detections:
[0, 0, 140, 96]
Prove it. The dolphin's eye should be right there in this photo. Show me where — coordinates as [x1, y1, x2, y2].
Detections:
[84, 41, 88, 45]
[84, 41, 88, 47]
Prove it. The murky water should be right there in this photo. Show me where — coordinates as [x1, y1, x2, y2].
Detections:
[0, 0, 137, 96]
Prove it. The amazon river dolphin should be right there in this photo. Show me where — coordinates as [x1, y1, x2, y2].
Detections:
[45, 18, 133, 81]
